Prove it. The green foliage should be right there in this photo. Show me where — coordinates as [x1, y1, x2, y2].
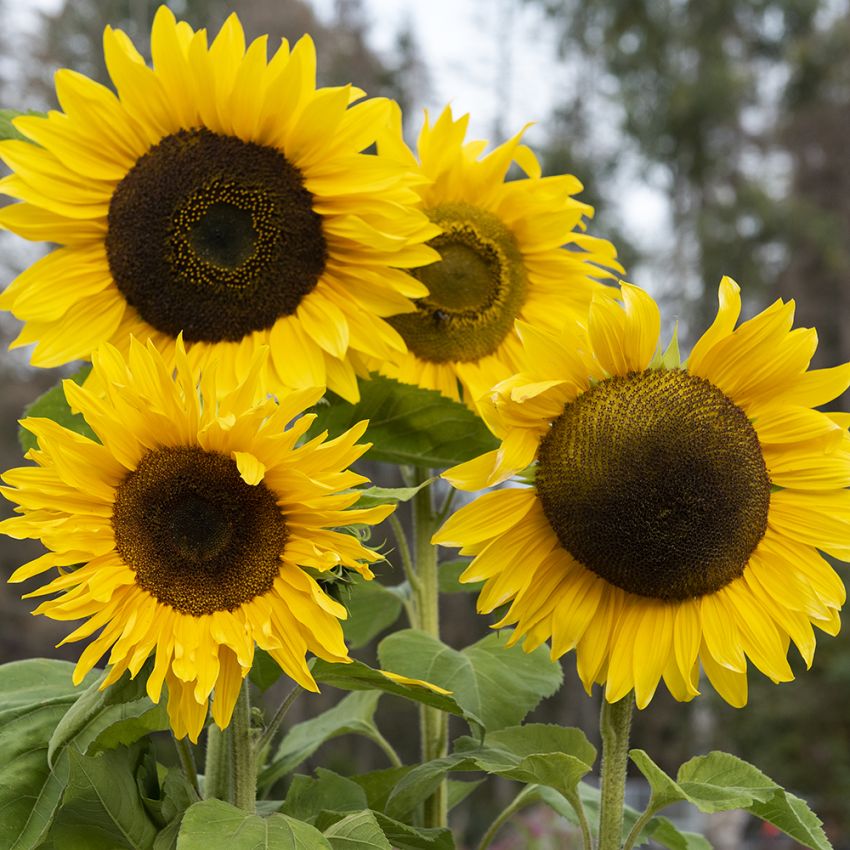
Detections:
[310, 658, 476, 728]
[0, 660, 100, 850]
[263, 692, 384, 786]
[436, 559, 481, 594]
[49, 746, 158, 850]
[340, 577, 405, 649]
[19, 367, 95, 453]
[630, 749, 831, 850]
[48, 665, 168, 765]
[310, 376, 497, 468]
[377, 629, 563, 732]
[176, 800, 333, 849]
[323, 810, 393, 850]
[0, 109, 39, 141]
[353, 480, 433, 508]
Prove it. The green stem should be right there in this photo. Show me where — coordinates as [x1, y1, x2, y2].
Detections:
[622, 804, 658, 850]
[598, 693, 635, 850]
[571, 791, 595, 850]
[254, 684, 302, 758]
[476, 786, 536, 850]
[389, 513, 421, 593]
[411, 466, 447, 829]
[230, 679, 257, 812]
[203, 724, 230, 801]
[365, 728, 404, 768]
[173, 733, 200, 797]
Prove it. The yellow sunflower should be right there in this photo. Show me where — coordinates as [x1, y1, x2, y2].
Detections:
[0, 6, 438, 402]
[0, 338, 393, 742]
[433, 278, 850, 709]
[374, 105, 622, 406]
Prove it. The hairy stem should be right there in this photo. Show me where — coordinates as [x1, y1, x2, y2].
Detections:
[254, 683, 302, 758]
[173, 733, 200, 797]
[230, 679, 256, 812]
[203, 724, 230, 801]
[598, 693, 635, 850]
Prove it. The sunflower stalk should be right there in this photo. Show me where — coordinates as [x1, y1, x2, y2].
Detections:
[203, 724, 230, 801]
[597, 693, 635, 850]
[230, 679, 257, 812]
[411, 466, 448, 828]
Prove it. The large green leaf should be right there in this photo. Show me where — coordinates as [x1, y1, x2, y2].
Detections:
[19, 368, 95, 453]
[262, 692, 384, 787]
[281, 770, 368, 822]
[0, 659, 99, 850]
[340, 578, 405, 649]
[378, 630, 563, 732]
[370, 813, 454, 850]
[309, 375, 498, 469]
[323, 810, 392, 850]
[49, 746, 158, 850]
[631, 750, 831, 850]
[310, 658, 479, 730]
[48, 665, 167, 766]
[176, 800, 333, 849]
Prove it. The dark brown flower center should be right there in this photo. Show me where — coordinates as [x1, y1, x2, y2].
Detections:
[112, 446, 287, 615]
[536, 369, 771, 600]
[388, 202, 527, 364]
[106, 128, 327, 343]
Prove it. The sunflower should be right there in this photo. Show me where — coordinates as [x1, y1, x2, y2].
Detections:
[0, 338, 393, 741]
[433, 278, 850, 708]
[0, 6, 438, 402]
[373, 105, 622, 406]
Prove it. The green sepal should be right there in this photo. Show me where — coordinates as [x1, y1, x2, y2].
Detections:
[377, 629, 563, 732]
[309, 375, 497, 469]
[19, 367, 95, 454]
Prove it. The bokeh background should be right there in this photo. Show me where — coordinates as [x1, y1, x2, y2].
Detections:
[1, 1, 849, 848]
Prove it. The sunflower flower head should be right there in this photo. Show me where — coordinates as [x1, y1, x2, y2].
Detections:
[0, 6, 439, 401]
[375, 104, 623, 407]
[0, 338, 394, 741]
[433, 278, 850, 709]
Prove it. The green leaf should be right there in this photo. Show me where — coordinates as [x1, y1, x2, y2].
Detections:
[281, 770, 368, 822]
[310, 375, 498, 468]
[48, 665, 167, 766]
[176, 801, 333, 849]
[437, 559, 481, 594]
[677, 751, 777, 812]
[0, 659, 99, 850]
[0, 108, 39, 142]
[630, 749, 689, 809]
[310, 658, 478, 730]
[263, 692, 383, 787]
[748, 789, 831, 850]
[49, 746, 158, 850]
[19, 367, 95, 453]
[647, 817, 713, 850]
[353, 480, 432, 508]
[349, 766, 413, 812]
[340, 577, 404, 649]
[324, 810, 392, 850]
[378, 629, 563, 732]
[249, 648, 284, 692]
[370, 812, 454, 850]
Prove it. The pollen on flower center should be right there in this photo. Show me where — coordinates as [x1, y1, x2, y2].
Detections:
[536, 369, 771, 600]
[106, 128, 327, 343]
[112, 446, 287, 615]
[388, 202, 527, 363]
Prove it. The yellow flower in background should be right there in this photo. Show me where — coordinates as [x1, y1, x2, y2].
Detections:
[434, 278, 850, 709]
[0, 6, 438, 401]
[375, 105, 622, 406]
[0, 338, 393, 742]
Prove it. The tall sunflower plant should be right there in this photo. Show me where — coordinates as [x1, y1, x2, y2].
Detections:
[0, 8, 846, 850]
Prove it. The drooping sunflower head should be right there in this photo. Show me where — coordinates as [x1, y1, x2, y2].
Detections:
[0, 338, 394, 741]
[434, 278, 850, 709]
[0, 6, 438, 401]
[374, 105, 623, 406]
